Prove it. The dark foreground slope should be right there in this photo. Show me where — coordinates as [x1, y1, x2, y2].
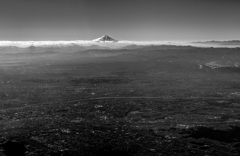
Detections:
[0, 46, 240, 155]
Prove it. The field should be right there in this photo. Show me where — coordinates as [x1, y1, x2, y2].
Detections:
[1, 46, 240, 155]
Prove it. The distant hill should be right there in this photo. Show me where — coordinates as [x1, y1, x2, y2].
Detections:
[193, 40, 240, 46]
[118, 44, 145, 50]
[119, 44, 196, 50]
[0, 44, 109, 54]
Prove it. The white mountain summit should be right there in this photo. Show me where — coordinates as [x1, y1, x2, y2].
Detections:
[93, 35, 118, 42]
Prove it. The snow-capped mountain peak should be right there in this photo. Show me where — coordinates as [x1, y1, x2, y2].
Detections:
[93, 35, 118, 42]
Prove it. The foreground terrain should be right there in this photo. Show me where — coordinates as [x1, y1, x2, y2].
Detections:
[1, 46, 240, 155]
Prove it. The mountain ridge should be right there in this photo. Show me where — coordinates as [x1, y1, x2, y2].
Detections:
[192, 40, 240, 45]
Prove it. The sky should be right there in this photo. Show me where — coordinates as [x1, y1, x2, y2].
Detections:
[0, 0, 239, 41]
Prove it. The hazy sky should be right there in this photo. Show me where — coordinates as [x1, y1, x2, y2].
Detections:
[0, 0, 239, 41]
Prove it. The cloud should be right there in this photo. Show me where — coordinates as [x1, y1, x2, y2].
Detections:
[0, 40, 239, 50]
[0, 40, 190, 48]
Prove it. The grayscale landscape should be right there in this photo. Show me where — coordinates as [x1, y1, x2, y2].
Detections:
[0, 0, 240, 155]
[1, 36, 240, 155]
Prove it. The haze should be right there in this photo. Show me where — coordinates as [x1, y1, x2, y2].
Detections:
[0, 0, 239, 41]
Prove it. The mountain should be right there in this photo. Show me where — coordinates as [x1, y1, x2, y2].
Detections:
[0, 46, 32, 54]
[119, 44, 145, 50]
[93, 35, 118, 43]
[0, 44, 110, 54]
[192, 40, 240, 46]
[119, 44, 195, 51]
[84, 45, 110, 50]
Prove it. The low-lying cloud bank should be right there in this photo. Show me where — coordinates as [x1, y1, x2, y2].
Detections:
[0, 40, 239, 47]
[0, 40, 190, 53]
[0, 40, 187, 48]
[0, 40, 239, 54]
